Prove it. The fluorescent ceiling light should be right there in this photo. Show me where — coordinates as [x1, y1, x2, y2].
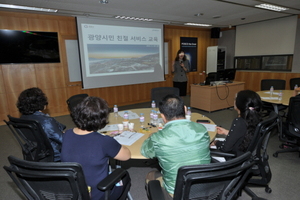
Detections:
[115, 15, 153, 21]
[184, 23, 212, 27]
[255, 4, 288, 12]
[0, 3, 58, 12]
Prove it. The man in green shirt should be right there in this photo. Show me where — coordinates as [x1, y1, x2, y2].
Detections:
[141, 94, 211, 198]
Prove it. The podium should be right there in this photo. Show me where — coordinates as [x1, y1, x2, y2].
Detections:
[190, 82, 245, 112]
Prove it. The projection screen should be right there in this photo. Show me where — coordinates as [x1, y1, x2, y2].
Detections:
[76, 17, 165, 89]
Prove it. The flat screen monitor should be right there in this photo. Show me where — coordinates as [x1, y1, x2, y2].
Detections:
[0, 30, 60, 64]
[217, 69, 236, 82]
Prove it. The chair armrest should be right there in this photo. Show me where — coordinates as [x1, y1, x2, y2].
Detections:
[148, 180, 165, 200]
[97, 168, 127, 191]
[210, 149, 236, 158]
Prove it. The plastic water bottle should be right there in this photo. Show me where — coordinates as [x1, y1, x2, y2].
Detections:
[270, 86, 274, 96]
[123, 111, 129, 121]
[113, 105, 118, 117]
[151, 100, 156, 109]
[294, 84, 298, 90]
[153, 111, 158, 125]
[187, 107, 191, 116]
[278, 90, 282, 101]
[139, 113, 145, 128]
[150, 110, 154, 123]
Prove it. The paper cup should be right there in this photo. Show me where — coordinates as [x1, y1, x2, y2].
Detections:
[128, 122, 134, 131]
[117, 124, 124, 133]
[123, 121, 129, 128]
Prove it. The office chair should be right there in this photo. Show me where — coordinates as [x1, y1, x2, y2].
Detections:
[66, 93, 88, 112]
[289, 77, 300, 90]
[260, 79, 286, 91]
[151, 87, 180, 105]
[147, 151, 254, 200]
[3, 155, 131, 200]
[273, 95, 300, 158]
[4, 115, 54, 162]
[260, 79, 287, 116]
[211, 111, 278, 200]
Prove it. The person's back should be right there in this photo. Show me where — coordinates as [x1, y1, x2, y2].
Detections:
[17, 87, 65, 162]
[141, 94, 210, 196]
[142, 119, 210, 193]
[61, 96, 131, 200]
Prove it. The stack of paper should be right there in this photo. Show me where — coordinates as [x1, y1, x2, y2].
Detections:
[113, 131, 144, 146]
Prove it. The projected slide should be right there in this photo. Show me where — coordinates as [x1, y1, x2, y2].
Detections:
[76, 17, 165, 89]
[88, 44, 159, 75]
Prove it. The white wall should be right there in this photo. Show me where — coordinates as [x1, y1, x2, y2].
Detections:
[235, 16, 298, 56]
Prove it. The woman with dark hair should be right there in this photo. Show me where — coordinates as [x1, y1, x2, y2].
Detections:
[172, 49, 190, 96]
[211, 90, 263, 156]
[17, 87, 66, 162]
[61, 96, 131, 200]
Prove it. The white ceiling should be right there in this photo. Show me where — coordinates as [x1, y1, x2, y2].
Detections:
[1, 0, 300, 28]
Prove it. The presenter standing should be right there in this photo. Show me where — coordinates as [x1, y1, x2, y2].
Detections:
[172, 49, 190, 96]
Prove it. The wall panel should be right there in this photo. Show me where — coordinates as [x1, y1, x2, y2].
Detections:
[2, 64, 37, 95]
[35, 64, 66, 89]
[0, 93, 9, 122]
[235, 71, 300, 91]
[28, 18, 59, 31]
[0, 12, 28, 29]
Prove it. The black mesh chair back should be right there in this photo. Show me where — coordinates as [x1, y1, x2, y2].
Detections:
[151, 87, 180, 105]
[273, 96, 300, 157]
[148, 152, 254, 200]
[289, 77, 300, 90]
[260, 79, 286, 91]
[244, 111, 278, 195]
[4, 156, 131, 200]
[210, 112, 278, 199]
[66, 94, 88, 112]
[246, 111, 278, 153]
[4, 115, 54, 162]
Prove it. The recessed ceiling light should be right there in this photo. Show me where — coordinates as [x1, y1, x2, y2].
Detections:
[255, 4, 288, 12]
[194, 13, 203, 17]
[184, 23, 211, 27]
[99, 0, 108, 4]
[0, 3, 58, 12]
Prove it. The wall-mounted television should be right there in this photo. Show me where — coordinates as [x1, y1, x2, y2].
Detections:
[0, 30, 60, 64]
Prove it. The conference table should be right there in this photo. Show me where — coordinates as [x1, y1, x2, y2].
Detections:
[257, 90, 294, 135]
[256, 90, 294, 113]
[100, 108, 217, 159]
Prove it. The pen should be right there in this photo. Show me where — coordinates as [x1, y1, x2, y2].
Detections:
[129, 132, 136, 138]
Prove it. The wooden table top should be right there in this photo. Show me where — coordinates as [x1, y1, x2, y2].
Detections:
[256, 90, 294, 106]
[104, 108, 217, 159]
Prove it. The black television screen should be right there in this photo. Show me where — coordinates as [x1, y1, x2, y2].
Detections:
[217, 69, 236, 82]
[0, 30, 60, 64]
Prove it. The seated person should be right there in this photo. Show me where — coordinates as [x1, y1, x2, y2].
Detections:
[211, 90, 262, 157]
[17, 87, 66, 162]
[293, 87, 300, 96]
[61, 96, 131, 200]
[141, 94, 211, 199]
